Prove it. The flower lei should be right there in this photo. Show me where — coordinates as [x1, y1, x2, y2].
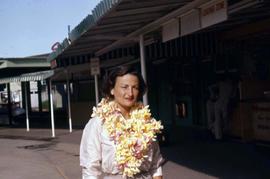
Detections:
[91, 98, 163, 177]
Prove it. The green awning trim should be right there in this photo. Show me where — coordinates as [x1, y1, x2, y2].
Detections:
[0, 70, 54, 84]
[69, 15, 95, 42]
[0, 57, 50, 69]
[47, 0, 121, 62]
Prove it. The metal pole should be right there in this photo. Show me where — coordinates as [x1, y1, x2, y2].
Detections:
[66, 76, 72, 133]
[139, 35, 148, 105]
[49, 79, 55, 138]
[94, 75, 99, 105]
[24, 83, 30, 131]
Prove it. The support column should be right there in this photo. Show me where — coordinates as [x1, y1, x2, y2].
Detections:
[26, 82, 31, 113]
[24, 82, 30, 131]
[66, 73, 72, 133]
[37, 81, 42, 112]
[7, 83, 12, 126]
[94, 75, 99, 105]
[139, 35, 148, 105]
[49, 79, 55, 137]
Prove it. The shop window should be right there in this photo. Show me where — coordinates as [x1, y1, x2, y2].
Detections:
[175, 101, 188, 119]
[41, 81, 49, 112]
[30, 81, 39, 111]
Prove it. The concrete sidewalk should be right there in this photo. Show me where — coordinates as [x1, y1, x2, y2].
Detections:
[0, 127, 270, 179]
[0, 127, 82, 179]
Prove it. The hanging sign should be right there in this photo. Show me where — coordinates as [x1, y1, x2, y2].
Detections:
[253, 103, 270, 142]
[90, 57, 100, 75]
[181, 9, 200, 36]
[162, 19, 180, 42]
[50, 59, 57, 69]
[201, 0, 227, 28]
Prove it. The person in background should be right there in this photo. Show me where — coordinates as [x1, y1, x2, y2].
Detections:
[80, 65, 164, 179]
[207, 74, 237, 140]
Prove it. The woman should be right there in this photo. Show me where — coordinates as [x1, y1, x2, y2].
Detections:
[80, 65, 164, 179]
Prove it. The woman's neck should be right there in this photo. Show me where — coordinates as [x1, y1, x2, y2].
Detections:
[115, 104, 130, 119]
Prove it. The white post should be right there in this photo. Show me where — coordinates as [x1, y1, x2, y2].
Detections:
[139, 35, 148, 105]
[94, 75, 99, 105]
[66, 77, 72, 133]
[49, 79, 55, 138]
[24, 82, 30, 131]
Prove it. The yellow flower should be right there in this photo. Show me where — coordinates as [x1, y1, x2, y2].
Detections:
[91, 98, 163, 177]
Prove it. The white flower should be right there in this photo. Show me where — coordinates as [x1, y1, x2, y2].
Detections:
[91, 98, 163, 177]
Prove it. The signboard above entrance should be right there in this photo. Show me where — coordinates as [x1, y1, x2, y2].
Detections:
[162, 19, 180, 42]
[200, 0, 228, 28]
[181, 9, 200, 36]
[161, 0, 227, 41]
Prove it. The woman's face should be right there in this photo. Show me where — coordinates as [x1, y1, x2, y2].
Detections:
[111, 73, 139, 113]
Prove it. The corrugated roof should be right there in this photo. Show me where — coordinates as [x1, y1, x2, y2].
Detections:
[47, 0, 122, 61]
[47, 0, 270, 62]
[47, 0, 196, 61]
[0, 57, 50, 69]
[0, 70, 54, 84]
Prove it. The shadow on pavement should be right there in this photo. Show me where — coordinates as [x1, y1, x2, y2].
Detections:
[160, 127, 270, 179]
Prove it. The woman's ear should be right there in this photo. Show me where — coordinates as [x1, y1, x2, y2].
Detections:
[110, 89, 114, 96]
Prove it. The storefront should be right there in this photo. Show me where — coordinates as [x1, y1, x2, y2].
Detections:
[47, 0, 270, 142]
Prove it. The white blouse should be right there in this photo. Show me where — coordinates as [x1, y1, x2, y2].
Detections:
[80, 117, 163, 179]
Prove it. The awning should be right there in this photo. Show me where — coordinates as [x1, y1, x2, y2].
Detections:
[0, 57, 50, 69]
[0, 70, 54, 84]
[47, 0, 196, 61]
[47, 0, 269, 62]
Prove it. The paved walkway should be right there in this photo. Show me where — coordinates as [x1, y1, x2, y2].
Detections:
[0, 127, 269, 179]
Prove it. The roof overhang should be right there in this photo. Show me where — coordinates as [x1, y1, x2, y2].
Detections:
[0, 57, 50, 69]
[48, 0, 270, 62]
[0, 70, 54, 84]
[47, 0, 201, 61]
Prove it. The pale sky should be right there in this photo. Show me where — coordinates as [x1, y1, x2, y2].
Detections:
[0, 0, 101, 57]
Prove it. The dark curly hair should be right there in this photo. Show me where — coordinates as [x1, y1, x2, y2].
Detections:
[102, 65, 147, 99]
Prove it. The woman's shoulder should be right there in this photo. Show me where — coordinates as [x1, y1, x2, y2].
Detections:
[84, 117, 103, 130]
